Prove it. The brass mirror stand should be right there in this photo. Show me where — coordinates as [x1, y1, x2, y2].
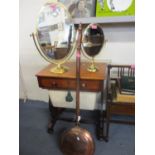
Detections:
[50, 63, 68, 74]
[87, 57, 98, 72]
[31, 1, 76, 74]
[82, 24, 105, 73]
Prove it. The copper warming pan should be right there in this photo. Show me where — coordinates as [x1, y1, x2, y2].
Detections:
[60, 24, 95, 155]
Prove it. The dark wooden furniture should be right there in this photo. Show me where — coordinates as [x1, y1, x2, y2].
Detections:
[36, 61, 107, 140]
[105, 64, 135, 141]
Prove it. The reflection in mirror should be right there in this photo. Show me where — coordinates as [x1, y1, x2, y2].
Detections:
[34, 2, 76, 73]
[82, 24, 105, 72]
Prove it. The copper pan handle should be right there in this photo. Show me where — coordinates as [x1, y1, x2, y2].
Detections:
[75, 24, 82, 126]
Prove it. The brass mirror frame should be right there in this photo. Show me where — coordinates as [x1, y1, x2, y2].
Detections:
[81, 23, 105, 72]
[33, 1, 77, 74]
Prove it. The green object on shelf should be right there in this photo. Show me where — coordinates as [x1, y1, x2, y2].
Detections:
[65, 91, 73, 102]
[96, 0, 135, 17]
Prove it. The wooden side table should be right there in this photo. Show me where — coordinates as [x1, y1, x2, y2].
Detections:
[36, 61, 107, 140]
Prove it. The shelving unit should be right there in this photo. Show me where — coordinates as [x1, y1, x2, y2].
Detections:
[72, 16, 135, 24]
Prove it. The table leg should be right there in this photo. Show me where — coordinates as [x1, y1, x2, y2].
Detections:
[96, 83, 108, 142]
[96, 110, 105, 140]
[48, 98, 65, 133]
[105, 103, 110, 142]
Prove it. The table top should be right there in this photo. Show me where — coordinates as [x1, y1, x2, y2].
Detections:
[36, 61, 107, 80]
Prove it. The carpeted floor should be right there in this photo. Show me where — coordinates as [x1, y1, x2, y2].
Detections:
[19, 99, 135, 155]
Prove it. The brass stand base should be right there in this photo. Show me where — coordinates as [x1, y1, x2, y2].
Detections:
[87, 64, 98, 72]
[50, 65, 68, 74]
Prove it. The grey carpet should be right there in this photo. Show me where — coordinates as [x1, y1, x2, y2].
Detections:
[19, 99, 135, 155]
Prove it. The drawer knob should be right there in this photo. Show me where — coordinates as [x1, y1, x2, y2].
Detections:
[52, 81, 57, 87]
[82, 83, 86, 87]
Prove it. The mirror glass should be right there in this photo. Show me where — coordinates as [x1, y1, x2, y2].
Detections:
[82, 24, 104, 58]
[36, 2, 76, 62]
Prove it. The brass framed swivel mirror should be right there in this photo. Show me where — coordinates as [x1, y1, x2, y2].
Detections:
[82, 24, 105, 72]
[31, 1, 76, 74]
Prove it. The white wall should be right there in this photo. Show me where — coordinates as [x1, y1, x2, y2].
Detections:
[19, 0, 135, 101]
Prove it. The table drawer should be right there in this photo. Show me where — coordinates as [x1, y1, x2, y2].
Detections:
[80, 80, 102, 91]
[37, 77, 103, 91]
[38, 77, 76, 90]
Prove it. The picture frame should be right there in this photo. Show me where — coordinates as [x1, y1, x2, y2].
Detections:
[58, 0, 96, 17]
[96, 0, 135, 17]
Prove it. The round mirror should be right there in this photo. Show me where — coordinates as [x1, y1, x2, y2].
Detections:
[82, 24, 105, 72]
[35, 2, 76, 73]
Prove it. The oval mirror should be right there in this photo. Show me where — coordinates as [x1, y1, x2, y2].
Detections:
[82, 24, 105, 72]
[35, 2, 76, 73]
